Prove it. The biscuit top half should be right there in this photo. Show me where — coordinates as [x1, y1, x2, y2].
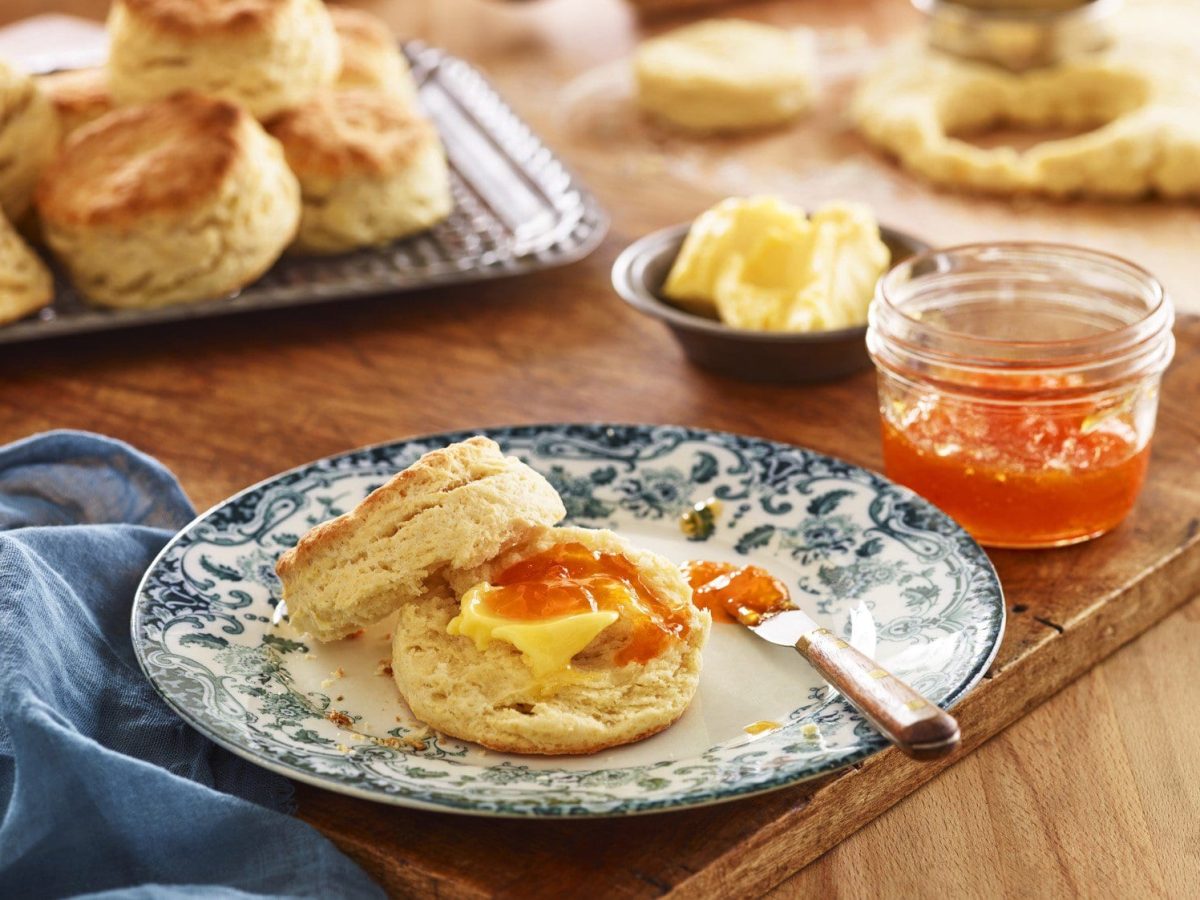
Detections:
[37, 93, 253, 227]
[113, 0, 296, 36]
[266, 91, 437, 179]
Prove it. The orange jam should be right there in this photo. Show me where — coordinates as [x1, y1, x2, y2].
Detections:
[681, 560, 792, 624]
[485, 542, 690, 665]
[881, 398, 1150, 548]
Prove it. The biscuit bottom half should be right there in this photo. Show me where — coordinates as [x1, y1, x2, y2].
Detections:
[391, 590, 710, 756]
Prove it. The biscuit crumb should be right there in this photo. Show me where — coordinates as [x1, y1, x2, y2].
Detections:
[400, 728, 432, 751]
[346, 630, 365, 640]
[326, 710, 353, 728]
[336, 695, 344, 702]
[336, 743, 351, 754]
[375, 659, 394, 677]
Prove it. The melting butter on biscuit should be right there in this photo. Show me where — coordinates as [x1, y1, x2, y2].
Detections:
[448, 583, 619, 678]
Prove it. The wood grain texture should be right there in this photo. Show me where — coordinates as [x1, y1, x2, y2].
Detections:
[772, 594, 1200, 900]
[2, 1, 1199, 897]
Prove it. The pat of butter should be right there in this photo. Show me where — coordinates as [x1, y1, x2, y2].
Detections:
[447, 583, 619, 678]
[662, 196, 891, 333]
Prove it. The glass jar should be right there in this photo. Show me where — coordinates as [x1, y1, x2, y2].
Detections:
[866, 243, 1175, 549]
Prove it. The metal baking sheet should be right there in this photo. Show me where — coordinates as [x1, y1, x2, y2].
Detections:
[1, 41, 608, 345]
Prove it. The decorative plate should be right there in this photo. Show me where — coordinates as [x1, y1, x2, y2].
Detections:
[133, 424, 1004, 818]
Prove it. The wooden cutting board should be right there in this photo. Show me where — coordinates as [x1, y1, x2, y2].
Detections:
[290, 315, 1200, 898]
[284, 4, 1200, 892]
[1, 1, 1197, 895]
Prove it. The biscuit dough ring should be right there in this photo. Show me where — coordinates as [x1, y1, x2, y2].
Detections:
[853, 39, 1200, 199]
[0, 61, 61, 221]
[393, 526, 711, 755]
[107, 0, 340, 120]
[276, 437, 566, 641]
[634, 19, 817, 133]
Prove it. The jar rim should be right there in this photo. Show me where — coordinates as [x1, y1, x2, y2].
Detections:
[874, 241, 1172, 366]
[869, 241, 1175, 395]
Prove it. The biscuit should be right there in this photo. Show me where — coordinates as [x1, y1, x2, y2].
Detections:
[394, 526, 711, 755]
[0, 209, 53, 326]
[36, 67, 114, 140]
[266, 90, 452, 254]
[853, 37, 1200, 200]
[634, 19, 817, 133]
[36, 93, 300, 309]
[328, 6, 418, 103]
[0, 61, 61, 221]
[107, 0, 341, 120]
[276, 437, 566, 642]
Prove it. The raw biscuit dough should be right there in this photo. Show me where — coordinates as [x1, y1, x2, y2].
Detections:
[852, 31, 1200, 199]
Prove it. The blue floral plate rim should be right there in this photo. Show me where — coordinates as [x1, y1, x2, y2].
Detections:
[132, 422, 1005, 817]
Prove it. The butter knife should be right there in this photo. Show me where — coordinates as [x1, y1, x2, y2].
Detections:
[745, 605, 961, 760]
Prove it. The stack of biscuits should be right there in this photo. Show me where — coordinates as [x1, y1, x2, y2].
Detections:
[0, 0, 453, 325]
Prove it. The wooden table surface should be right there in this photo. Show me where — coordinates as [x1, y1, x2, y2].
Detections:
[3, 1, 1199, 897]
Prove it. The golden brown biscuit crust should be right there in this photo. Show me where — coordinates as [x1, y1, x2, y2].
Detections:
[36, 92, 244, 228]
[117, 0, 289, 35]
[327, 5, 393, 51]
[266, 90, 435, 178]
[276, 437, 501, 579]
[36, 68, 113, 136]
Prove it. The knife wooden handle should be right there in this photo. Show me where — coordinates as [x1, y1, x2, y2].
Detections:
[795, 627, 961, 760]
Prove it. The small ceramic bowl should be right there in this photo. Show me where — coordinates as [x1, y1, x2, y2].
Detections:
[612, 222, 929, 383]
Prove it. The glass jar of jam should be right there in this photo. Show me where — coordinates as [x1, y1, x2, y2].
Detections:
[867, 243, 1175, 549]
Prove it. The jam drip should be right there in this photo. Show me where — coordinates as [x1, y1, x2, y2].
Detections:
[681, 560, 792, 624]
[487, 542, 690, 665]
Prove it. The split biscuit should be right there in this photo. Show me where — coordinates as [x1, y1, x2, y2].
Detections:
[394, 526, 711, 755]
[107, 0, 341, 120]
[267, 90, 452, 254]
[36, 92, 300, 309]
[275, 436, 566, 642]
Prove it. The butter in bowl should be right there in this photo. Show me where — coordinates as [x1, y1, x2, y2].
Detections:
[612, 196, 928, 382]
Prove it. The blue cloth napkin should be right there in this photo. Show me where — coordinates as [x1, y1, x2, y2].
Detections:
[0, 431, 383, 900]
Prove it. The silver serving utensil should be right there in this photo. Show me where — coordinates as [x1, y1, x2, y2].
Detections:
[743, 603, 961, 760]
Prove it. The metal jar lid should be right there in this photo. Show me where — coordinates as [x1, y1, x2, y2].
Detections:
[912, 0, 1123, 71]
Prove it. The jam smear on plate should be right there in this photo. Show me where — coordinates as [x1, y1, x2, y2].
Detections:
[681, 560, 792, 624]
